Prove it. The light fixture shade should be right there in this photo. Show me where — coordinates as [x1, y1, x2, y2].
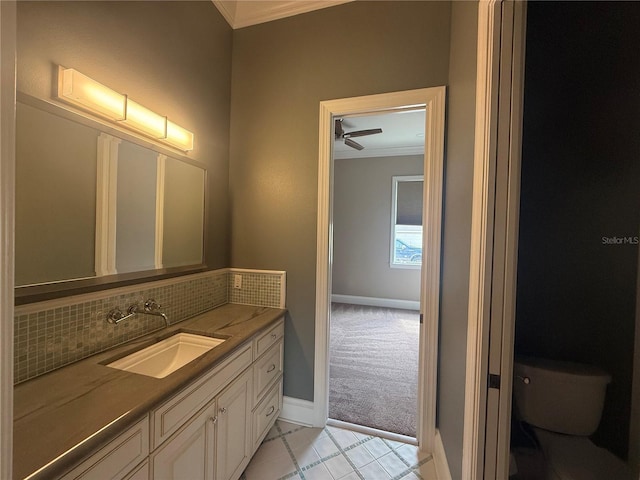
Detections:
[122, 100, 167, 139]
[166, 121, 194, 151]
[58, 67, 126, 121]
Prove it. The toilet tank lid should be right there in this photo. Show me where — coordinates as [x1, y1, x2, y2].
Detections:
[515, 356, 612, 384]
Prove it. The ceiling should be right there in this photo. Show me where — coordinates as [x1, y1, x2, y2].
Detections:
[334, 110, 426, 160]
[212, 0, 353, 29]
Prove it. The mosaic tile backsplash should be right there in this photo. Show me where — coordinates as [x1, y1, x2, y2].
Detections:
[14, 269, 285, 384]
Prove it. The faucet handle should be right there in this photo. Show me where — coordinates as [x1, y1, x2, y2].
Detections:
[144, 299, 161, 312]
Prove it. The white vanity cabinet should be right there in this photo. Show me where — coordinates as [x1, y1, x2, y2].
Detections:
[151, 398, 217, 479]
[150, 316, 284, 480]
[215, 369, 253, 480]
[59, 316, 284, 480]
[61, 418, 150, 480]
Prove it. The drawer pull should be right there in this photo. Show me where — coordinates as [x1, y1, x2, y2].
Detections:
[267, 364, 276, 373]
[219, 407, 227, 414]
[266, 406, 276, 417]
[270, 333, 277, 340]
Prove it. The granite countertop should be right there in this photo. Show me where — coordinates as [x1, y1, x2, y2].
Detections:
[13, 303, 286, 480]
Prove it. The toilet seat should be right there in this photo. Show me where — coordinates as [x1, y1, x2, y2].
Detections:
[534, 428, 634, 480]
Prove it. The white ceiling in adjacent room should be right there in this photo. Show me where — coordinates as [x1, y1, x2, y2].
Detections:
[334, 109, 426, 160]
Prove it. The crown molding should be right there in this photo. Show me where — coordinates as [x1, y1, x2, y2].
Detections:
[213, 0, 353, 29]
[334, 145, 425, 160]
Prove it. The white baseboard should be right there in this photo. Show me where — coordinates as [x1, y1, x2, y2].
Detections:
[279, 396, 316, 427]
[331, 294, 420, 311]
[433, 429, 452, 480]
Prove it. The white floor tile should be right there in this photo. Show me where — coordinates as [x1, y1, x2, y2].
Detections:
[243, 422, 431, 480]
[394, 444, 430, 467]
[345, 444, 375, 468]
[287, 427, 326, 453]
[264, 425, 281, 441]
[330, 429, 359, 449]
[398, 472, 420, 480]
[250, 438, 290, 465]
[382, 438, 407, 450]
[363, 438, 392, 459]
[323, 454, 354, 479]
[414, 459, 438, 480]
[313, 436, 340, 458]
[358, 461, 392, 480]
[337, 473, 360, 480]
[243, 456, 296, 480]
[303, 462, 334, 480]
[291, 444, 321, 469]
[377, 452, 409, 477]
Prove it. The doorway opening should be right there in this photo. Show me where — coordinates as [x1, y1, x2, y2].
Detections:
[329, 110, 425, 440]
[314, 87, 446, 453]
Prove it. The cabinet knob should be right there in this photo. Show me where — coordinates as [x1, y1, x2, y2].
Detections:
[267, 364, 276, 373]
[219, 407, 227, 414]
[209, 416, 218, 424]
[270, 333, 277, 340]
[266, 406, 276, 417]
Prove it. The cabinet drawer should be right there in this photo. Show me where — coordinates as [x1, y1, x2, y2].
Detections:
[61, 418, 149, 480]
[152, 343, 252, 448]
[253, 318, 284, 359]
[253, 339, 283, 406]
[252, 378, 282, 450]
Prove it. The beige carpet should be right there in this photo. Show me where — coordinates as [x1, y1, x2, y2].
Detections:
[329, 303, 419, 437]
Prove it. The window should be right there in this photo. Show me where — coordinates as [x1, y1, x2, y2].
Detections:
[391, 175, 424, 267]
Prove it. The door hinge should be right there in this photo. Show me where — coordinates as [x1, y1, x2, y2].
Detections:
[419, 313, 424, 324]
[488, 373, 501, 390]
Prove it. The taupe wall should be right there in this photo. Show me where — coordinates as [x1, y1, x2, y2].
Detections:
[332, 155, 423, 302]
[230, 1, 451, 401]
[16, 1, 232, 270]
[437, 3, 478, 479]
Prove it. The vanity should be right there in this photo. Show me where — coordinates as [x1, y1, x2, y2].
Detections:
[13, 303, 285, 480]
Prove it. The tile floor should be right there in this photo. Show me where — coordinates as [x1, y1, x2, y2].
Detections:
[241, 421, 437, 480]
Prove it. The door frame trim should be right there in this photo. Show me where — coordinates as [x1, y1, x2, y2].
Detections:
[0, 1, 16, 478]
[313, 87, 446, 452]
[461, 0, 527, 477]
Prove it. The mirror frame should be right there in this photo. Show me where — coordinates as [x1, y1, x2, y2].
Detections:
[15, 92, 208, 305]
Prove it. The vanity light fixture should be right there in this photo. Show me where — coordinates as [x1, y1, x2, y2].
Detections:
[122, 99, 167, 139]
[58, 68, 126, 121]
[57, 66, 194, 151]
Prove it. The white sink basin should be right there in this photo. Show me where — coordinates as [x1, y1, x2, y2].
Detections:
[107, 333, 225, 378]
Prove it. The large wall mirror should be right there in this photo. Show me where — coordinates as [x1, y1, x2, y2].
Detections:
[15, 95, 206, 298]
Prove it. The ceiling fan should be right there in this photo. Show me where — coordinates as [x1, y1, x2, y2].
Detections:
[335, 118, 383, 151]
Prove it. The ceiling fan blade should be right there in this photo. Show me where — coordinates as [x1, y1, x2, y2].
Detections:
[344, 128, 383, 138]
[344, 138, 365, 150]
[335, 119, 344, 138]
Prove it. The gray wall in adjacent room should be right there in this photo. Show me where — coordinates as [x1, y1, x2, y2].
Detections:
[437, 2, 478, 478]
[332, 155, 423, 303]
[229, 1, 452, 401]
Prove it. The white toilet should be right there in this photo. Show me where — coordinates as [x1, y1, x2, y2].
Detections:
[513, 356, 634, 480]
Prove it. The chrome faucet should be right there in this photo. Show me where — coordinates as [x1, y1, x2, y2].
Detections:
[140, 299, 170, 327]
[106, 299, 169, 327]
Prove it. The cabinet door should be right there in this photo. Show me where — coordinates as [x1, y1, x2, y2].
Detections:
[152, 399, 217, 480]
[216, 370, 252, 480]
